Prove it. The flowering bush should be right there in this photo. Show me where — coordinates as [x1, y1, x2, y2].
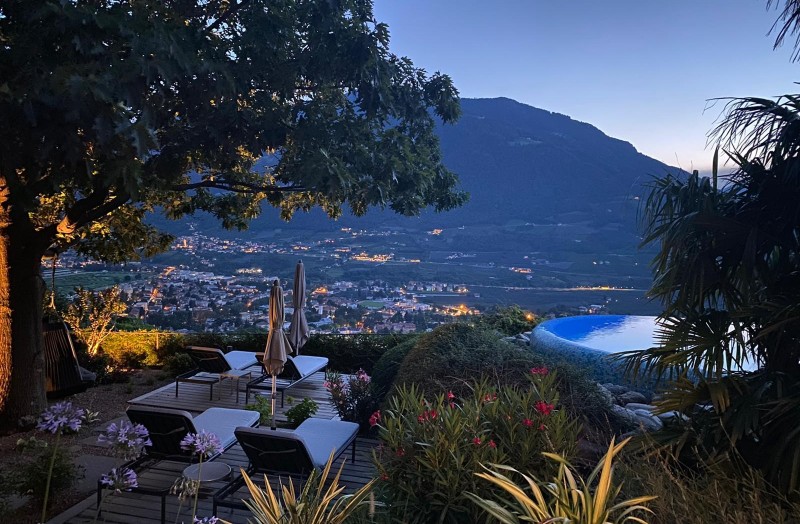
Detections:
[374, 370, 581, 523]
[324, 369, 378, 429]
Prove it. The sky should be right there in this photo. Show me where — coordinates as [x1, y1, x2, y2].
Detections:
[373, 0, 798, 172]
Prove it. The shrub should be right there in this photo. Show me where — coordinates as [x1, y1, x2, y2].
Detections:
[325, 370, 378, 430]
[285, 398, 319, 427]
[13, 437, 83, 503]
[619, 446, 800, 524]
[302, 333, 413, 373]
[374, 373, 581, 523]
[474, 305, 538, 336]
[468, 438, 655, 524]
[392, 324, 541, 398]
[162, 352, 195, 376]
[245, 395, 273, 426]
[371, 336, 419, 400]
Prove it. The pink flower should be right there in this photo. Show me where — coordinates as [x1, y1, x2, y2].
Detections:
[530, 367, 549, 376]
[428, 410, 438, 420]
[538, 423, 546, 431]
[522, 418, 533, 427]
[472, 437, 482, 446]
[395, 447, 405, 457]
[369, 410, 381, 427]
[380, 473, 389, 481]
[488, 439, 497, 449]
[449, 402, 456, 409]
[418, 414, 426, 423]
[534, 401, 555, 416]
[447, 391, 456, 400]
[483, 393, 498, 403]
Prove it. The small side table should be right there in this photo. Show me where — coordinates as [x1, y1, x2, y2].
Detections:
[182, 461, 232, 483]
[221, 369, 252, 403]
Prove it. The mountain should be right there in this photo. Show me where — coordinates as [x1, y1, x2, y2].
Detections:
[153, 97, 675, 235]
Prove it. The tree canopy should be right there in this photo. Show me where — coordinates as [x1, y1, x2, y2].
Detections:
[0, 0, 464, 258]
[0, 0, 463, 420]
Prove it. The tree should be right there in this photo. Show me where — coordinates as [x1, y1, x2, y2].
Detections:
[0, 0, 462, 423]
[619, 1, 800, 492]
[63, 286, 127, 356]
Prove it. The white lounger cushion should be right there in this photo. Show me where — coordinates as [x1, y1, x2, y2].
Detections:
[193, 407, 260, 450]
[294, 418, 358, 469]
[291, 355, 328, 377]
[223, 350, 259, 370]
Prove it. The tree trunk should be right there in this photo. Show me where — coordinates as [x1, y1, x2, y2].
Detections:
[0, 195, 47, 427]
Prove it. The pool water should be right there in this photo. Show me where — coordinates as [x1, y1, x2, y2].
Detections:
[534, 315, 659, 353]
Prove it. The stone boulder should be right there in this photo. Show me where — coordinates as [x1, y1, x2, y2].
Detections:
[618, 391, 648, 405]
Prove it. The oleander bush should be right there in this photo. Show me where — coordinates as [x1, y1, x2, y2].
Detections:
[374, 372, 581, 523]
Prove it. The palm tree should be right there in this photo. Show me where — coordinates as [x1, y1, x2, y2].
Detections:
[620, 12, 800, 488]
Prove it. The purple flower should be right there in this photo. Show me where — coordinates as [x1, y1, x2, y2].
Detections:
[98, 420, 152, 460]
[193, 517, 220, 524]
[100, 467, 138, 493]
[180, 430, 223, 459]
[37, 401, 86, 434]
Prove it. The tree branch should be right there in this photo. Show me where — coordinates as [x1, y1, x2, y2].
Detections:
[205, 0, 251, 33]
[170, 179, 306, 194]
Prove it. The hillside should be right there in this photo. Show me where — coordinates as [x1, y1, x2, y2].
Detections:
[153, 97, 674, 235]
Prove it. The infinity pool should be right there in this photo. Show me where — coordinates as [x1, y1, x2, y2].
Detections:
[533, 315, 659, 354]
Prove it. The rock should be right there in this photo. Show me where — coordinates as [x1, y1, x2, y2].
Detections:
[657, 410, 690, 423]
[602, 383, 627, 396]
[516, 333, 530, 342]
[618, 391, 648, 405]
[635, 413, 663, 432]
[595, 384, 615, 407]
[611, 405, 639, 426]
[625, 402, 655, 412]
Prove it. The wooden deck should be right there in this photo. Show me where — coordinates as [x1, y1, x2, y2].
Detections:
[55, 370, 378, 523]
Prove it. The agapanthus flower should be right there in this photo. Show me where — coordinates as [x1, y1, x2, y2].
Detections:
[98, 420, 152, 460]
[180, 430, 223, 459]
[37, 401, 86, 434]
[534, 401, 555, 416]
[170, 476, 198, 502]
[100, 467, 138, 493]
[193, 517, 220, 524]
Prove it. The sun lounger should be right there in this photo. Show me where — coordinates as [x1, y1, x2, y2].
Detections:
[176, 346, 259, 402]
[213, 418, 358, 513]
[98, 405, 259, 524]
[244, 354, 329, 405]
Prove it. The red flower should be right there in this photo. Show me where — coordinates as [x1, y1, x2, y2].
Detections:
[538, 423, 546, 431]
[472, 437, 482, 446]
[428, 410, 438, 420]
[488, 439, 497, 449]
[483, 393, 498, 403]
[447, 391, 456, 400]
[417, 414, 426, 423]
[395, 447, 405, 457]
[380, 473, 389, 481]
[534, 401, 555, 416]
[369, 410, 381, 427]
[530, 366, 549, 376]
[449, 402, 456, 409]
[522, 418, 533, 427]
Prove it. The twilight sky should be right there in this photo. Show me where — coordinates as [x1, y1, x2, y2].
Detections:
[373, 0, 797, 172]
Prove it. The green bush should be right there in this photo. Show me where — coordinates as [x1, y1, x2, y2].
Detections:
[474, 305, 538, 336]
[374, 373, 581, 523]
[285, 398, 319, 427]
[302, 333, 413, 373]
[162, 352, 195, 376]
[245, 395, 273, 426]
[392, 324, 539, 398]
[371, 336, 419, 400]
[13, 437, 82, 502]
